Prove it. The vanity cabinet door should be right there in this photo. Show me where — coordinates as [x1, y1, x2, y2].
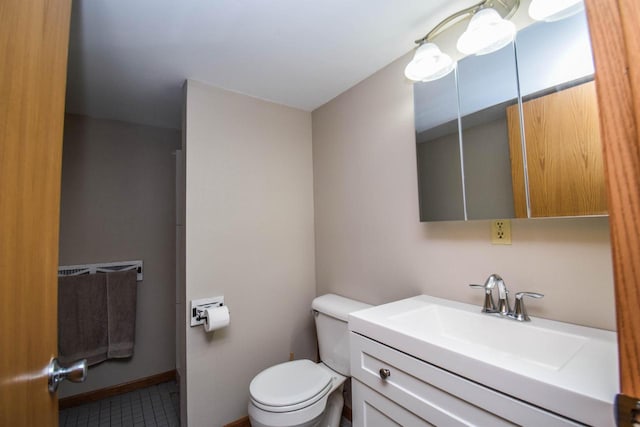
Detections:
[507, 81, 606, 217]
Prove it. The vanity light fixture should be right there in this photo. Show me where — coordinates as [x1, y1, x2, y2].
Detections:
[403, 42, 454, 82]
[456, 8, 516, 55]
[528, 0, 584, 22]
[405, 0, 519, 82]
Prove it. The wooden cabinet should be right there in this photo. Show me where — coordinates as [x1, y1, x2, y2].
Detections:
[507, 81, 607, 217]
[350, 332, 583, 426]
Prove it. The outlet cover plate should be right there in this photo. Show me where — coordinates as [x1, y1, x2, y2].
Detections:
[491, 219, 512, 245]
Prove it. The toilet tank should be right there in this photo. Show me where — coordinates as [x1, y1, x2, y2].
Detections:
[312, 294, 372, 376]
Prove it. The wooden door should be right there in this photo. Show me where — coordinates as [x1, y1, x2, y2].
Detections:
[522, 81, 606, 217]
[584, 0, 640, 423]
[0, 0, 72, 425]
[507, 81, 607, 218]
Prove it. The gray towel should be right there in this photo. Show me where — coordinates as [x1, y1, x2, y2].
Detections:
[106, 270, 137, 358]
[58, 274, 108, 366]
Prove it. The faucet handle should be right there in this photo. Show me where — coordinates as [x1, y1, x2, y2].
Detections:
[516, 292, 544, 300]
[511, 292, 544, 321]
[469, 284, 497, 313]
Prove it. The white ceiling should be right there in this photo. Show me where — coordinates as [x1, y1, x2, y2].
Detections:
[64, 0, 478, 129]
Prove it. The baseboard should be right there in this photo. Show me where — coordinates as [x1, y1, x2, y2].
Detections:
[223, 404, 351, 427]
[59, 370, 177, 409]
[224, 415, 251, 427]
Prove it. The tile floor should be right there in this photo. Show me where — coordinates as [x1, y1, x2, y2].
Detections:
[60, 381, 354, 427]
[59, 381, 179, 427]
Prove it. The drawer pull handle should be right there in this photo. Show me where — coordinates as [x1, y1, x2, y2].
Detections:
[379, 368, 391, 379]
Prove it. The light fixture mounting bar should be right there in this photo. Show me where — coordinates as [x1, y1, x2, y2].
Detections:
[414, 0, 520, 45]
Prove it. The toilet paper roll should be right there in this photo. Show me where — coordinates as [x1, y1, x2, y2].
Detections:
[204, 305, 230, 332]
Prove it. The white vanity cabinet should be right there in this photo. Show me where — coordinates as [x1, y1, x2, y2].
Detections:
[350, 332, 584, 426]
[346, 295, 617, 426]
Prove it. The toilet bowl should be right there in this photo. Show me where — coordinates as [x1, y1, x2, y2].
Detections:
[248, 360, 345, 427]
[248, 294, 371, 427]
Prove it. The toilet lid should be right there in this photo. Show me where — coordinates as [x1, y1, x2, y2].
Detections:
[249, 360, 333, 408]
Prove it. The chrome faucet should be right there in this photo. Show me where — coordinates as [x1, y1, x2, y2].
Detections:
[469, 274, 543, 321]
[469, 273, 509, 315]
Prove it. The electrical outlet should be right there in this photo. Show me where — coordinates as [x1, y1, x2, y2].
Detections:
[491, 219, 512, 245]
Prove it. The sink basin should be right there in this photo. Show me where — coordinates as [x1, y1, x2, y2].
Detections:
[389, 305, 587, 370]
[349, 295, 618, 427]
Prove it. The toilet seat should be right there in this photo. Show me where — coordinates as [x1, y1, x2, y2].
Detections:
[249, 360, 333, 413]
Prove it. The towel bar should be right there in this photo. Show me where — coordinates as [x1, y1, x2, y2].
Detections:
[58, 260, 143, 282]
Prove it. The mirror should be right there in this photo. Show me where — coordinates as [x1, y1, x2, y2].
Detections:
[415, 70, 464, 221]
[414, 7, 605, 222]
[513, 11, 606, 218]
[457, 42, 520, 220]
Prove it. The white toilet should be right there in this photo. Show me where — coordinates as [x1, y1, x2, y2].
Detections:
[248, 294, 371, 427]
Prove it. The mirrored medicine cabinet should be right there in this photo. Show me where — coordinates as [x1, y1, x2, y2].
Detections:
[415, 9, 607, 222]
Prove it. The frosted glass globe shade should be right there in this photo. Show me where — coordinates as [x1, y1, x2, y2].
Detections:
[457, 8, 516, 56]
[404, 43, 454, 82]
[529, 0, 584, 22]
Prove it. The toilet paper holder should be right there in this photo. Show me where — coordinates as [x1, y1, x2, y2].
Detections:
[190, 296, 225, 327]
[195, 305, 218, 321]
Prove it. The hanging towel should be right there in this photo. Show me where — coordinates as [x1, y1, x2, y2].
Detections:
[106, 270, 137, 358]
[58, 274, 109, 366]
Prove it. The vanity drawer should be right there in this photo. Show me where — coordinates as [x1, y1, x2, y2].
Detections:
[353, 378, 433, 427]
[350, 332, 584, 427]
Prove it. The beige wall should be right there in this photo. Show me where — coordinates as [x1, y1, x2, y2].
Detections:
[183, 80, 317, 426]
[58, 114, 180, 397]
[312, 53, 616, 331]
